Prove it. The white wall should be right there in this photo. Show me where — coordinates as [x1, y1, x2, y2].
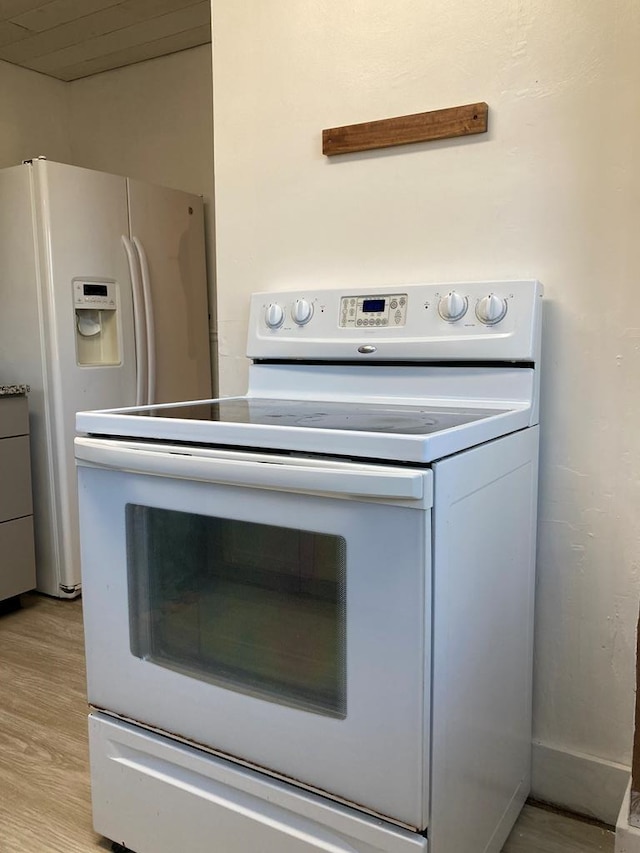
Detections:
[67, 45, 217, 384]
[212, 0, 640, 820]
[0, 59, 70, 168]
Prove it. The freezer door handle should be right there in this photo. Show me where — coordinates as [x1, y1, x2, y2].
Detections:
[122, 236, 147, 406]
[75, 438, 428, 503]
[132, 236, 156, 406]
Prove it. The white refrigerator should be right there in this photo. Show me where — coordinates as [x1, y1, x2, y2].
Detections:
[0, 158, 212, 598]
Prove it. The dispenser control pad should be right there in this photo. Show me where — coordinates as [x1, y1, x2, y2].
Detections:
[73, 280, 117, 309]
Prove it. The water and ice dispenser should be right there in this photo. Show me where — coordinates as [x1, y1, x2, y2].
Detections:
[73, 280, 120, 366]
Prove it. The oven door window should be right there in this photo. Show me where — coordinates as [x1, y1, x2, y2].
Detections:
[126, 505, 347, 718]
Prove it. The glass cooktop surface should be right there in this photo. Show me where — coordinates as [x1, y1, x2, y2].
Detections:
[132, 398, 506, 436]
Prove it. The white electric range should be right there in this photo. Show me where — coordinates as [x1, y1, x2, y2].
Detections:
[75, 280, 542, 853]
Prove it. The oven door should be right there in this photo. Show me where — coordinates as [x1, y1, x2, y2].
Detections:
[76, 437, 432, 830]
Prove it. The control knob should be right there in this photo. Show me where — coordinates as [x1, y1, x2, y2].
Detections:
[264, 303, 284, 329]
[291, 298, 313, 326]
[438, 291, 467, 322]
[476, 294, 507, 325]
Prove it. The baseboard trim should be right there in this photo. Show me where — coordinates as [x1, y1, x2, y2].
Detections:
[532, 741, 629, 826]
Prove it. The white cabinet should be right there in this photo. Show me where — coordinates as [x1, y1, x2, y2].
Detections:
[0, 394, 36, 601]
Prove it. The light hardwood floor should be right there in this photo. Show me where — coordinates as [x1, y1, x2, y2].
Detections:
[0, 593, 616, 853]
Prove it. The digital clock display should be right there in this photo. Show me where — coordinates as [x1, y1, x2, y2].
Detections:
[362, 298, 386, 313]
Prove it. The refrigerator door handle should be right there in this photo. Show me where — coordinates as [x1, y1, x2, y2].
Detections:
[122, 235, 147, 406]
[132, 237, 156, 406]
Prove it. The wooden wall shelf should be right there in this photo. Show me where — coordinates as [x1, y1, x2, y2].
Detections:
[322, 102, 488, 157]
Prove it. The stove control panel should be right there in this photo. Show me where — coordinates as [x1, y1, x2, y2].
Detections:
[250, 280, 543, 362]
[339, 294, 408, 328]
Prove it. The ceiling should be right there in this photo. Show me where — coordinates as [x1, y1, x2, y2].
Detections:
[0, 0, 211, 82]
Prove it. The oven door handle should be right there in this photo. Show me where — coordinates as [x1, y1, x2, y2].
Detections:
[75, 438, 428, 502]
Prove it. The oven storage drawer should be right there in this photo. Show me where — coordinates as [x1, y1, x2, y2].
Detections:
[90, 712, 428, 853]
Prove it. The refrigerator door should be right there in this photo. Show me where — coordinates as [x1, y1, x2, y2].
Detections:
[127, 179, 212, 405]
[31, 159, 137, 596]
